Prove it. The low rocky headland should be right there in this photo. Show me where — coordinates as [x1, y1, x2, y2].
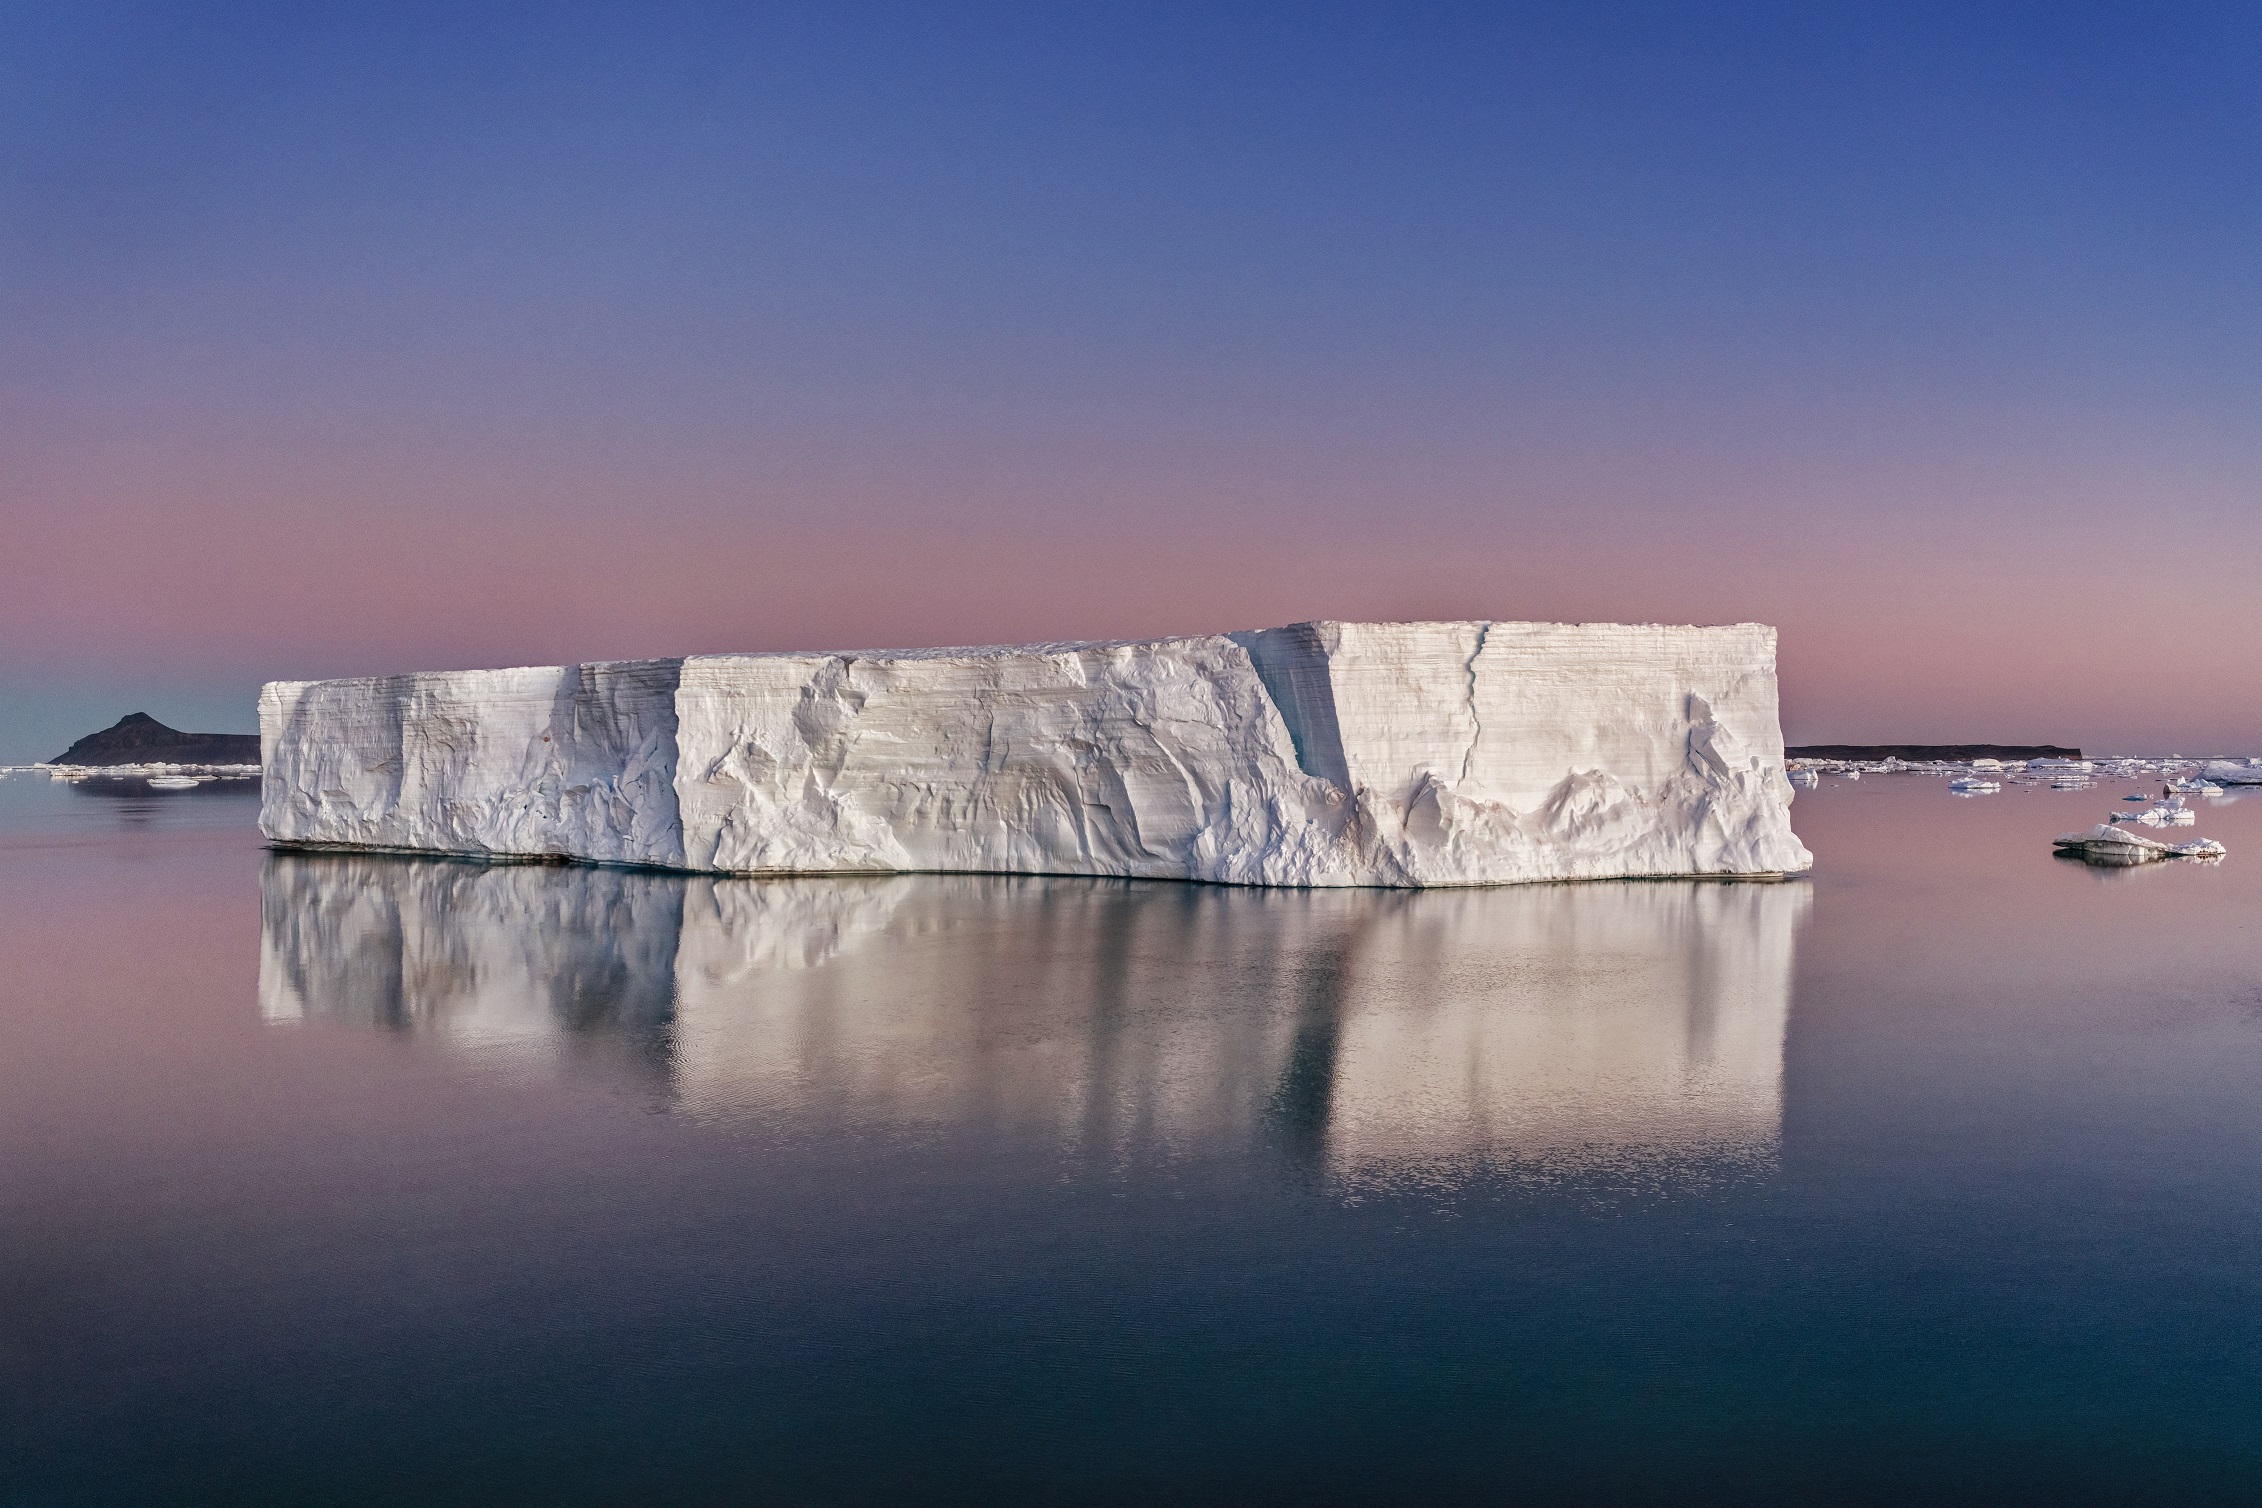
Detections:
[48, 713, 261, 769]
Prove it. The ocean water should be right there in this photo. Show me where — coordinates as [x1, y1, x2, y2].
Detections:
[6, 771, 2262, 1504]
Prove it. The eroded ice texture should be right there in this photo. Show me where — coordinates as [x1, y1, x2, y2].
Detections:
[258, 622, 1812, 886]
[2203, 760, 2262, 786]
[260, 660, 685, 866]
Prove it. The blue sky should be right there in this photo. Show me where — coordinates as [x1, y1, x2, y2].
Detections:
[4, 2, 2259, 757]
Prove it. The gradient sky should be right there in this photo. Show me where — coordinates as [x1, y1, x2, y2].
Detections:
[5, 1, 2259, 759]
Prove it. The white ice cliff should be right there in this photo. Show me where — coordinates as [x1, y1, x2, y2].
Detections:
[258, 620, 1812, 886]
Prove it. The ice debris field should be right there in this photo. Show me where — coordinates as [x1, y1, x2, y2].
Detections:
[3, 763, 259, 788]
[1784, 751, 2252, 865]
[253, 620, 1812, 888]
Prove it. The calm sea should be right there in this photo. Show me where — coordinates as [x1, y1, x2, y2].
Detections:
[6, 770, 2262, 1504]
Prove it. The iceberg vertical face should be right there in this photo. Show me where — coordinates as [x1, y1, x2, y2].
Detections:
[259, 621, 1811, 885]
[1231, 620, 1808, 882]
[259, 660, 686, 866]
[1231, 621, 1354, 791]
[258, 856, 1810, 1188]
[669, 638, 1344, 883]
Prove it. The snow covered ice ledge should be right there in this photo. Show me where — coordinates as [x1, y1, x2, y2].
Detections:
[258, 621, 1813, 887]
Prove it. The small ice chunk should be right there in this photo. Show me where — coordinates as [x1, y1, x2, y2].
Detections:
[2054, 824, 2224, 863]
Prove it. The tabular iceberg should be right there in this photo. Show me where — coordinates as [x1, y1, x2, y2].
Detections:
[258, 620, 1812, 886]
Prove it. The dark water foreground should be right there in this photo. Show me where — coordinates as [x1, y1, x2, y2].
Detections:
[6, 774, 2262, 1504]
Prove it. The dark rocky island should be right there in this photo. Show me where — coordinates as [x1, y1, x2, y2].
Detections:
[52, 713, 261, 767]
[1786, 744, 2082, 762]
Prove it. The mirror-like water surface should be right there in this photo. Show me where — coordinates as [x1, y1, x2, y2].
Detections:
[7, 772, 2262, 1503]
[259, 855, 1805, 1195]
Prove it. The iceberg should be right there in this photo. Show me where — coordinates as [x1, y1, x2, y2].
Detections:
[2111, 798, 2196, 827]
[258, 620, 1813, 887]
[2052, 824, 2225, 864]
[2202, 760, 2262, 786]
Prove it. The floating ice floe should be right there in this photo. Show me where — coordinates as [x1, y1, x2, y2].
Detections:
[1948, 777, 2001, 795]
[2053, 824, 2226, 864]
[38, 761, 259, 782]
[2111, 798, 2197, 827]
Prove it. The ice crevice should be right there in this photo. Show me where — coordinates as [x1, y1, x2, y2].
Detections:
[258, 620, 1814, 887]
[1459, 621, 1489, 786]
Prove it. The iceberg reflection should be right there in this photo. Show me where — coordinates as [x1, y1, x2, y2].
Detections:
[259, 855, 682, 1082]
[261, 854, 1808, 1189]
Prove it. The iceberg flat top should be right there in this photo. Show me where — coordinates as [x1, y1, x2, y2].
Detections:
[260, 619, 1781, 689]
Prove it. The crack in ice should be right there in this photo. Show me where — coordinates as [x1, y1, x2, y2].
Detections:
[1459, 621, 1490, 786]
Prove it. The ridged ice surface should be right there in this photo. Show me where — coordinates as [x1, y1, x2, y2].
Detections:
[258, 621, 1812, 886]
[261, 660, 686, 866]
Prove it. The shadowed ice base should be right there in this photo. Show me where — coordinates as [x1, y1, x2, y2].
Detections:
[260, 855, 1808, 1194]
